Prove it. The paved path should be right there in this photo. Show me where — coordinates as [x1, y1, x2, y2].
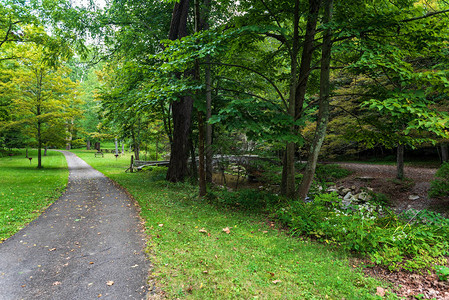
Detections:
[0, 151, 149, 299]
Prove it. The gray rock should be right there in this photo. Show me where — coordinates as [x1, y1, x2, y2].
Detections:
[409, 195, 420, 201]
[357, 192, 371, 202]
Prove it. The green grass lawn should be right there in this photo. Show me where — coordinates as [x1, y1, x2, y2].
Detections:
[0, 149, 68, 242]
[72, 149, 396, 299]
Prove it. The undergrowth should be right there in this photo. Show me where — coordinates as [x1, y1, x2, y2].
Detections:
[429, 162, 449, 198]
[275, 193, 449, 272]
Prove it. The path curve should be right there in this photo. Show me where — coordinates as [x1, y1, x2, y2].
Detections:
[335, 162, 445, 213]
[0, 151, 149, 299]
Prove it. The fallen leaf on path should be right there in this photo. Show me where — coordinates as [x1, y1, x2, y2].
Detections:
[53, 281, 61, 286]
[376, 286, 385, 297]
[376, 287, 385, 297]
[106, 281, 114, 286]
[49, 248, 56, 252]
[222, 227, 231, 234]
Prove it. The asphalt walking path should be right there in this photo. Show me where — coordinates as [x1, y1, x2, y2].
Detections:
[0, 151, 149, 299]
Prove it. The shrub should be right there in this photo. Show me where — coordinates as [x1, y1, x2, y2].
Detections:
[275, 192, 449, 272]
[315, 164, 352, 183]
[429, 162, 449, 198]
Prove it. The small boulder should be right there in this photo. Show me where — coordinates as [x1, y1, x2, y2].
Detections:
[408, 195, 420, 201]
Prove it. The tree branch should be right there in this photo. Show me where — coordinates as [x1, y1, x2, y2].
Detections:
[200, 61, 288, 110]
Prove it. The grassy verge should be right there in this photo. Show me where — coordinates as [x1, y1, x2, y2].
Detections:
[72, 149, 395, 299]
[0, 149, 68, 242]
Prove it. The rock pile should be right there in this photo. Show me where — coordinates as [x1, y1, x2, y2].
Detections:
[326, 185, 375, 208]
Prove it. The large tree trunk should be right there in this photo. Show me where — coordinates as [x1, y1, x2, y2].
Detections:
[166, 0, 194, 182]
[397, 144, 405, 180]
[297, 0, 333, 200]
[281, 0, 321, 197]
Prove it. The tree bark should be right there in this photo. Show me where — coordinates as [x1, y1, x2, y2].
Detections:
[37, 105, 42, 169]
[280, 0, 301, 198]
[202, 0, 213, 183]
[87, 139, 91, 150]
[397, 143, 405, 180]
[297, 0, 333, 200]
[281, 0, 321, 197]
[166, 0, 194, 182]
[194, 0, 207, 196]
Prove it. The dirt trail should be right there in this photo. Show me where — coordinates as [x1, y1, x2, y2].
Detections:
[335, 163, 448, 214]
[0, 151, 149, 299]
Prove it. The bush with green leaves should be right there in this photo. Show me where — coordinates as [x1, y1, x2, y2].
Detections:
[315, 164, 352, 183]
[275, 193, 449, 271]
[429, 162, 449, 198]
[435, 265, 449, 281]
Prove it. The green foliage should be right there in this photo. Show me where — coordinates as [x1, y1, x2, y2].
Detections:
[315, 164, 352, 183]
[429, 162, 449, 198]
[435, 265, 449, 281]
[400, 209, 449, 226]
[368, 192, 391, 207]
[276, 193, 449, 272]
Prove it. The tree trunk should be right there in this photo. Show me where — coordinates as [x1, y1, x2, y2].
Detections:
[397, 144, 405, 180]
[281, 0, 321, 197]
[281, 0, 301, 198]
[166, 0, 194, 182]
[44, 146, 48, 156]
[132, 130, 140, 160]
[441, 143, 448, 162]
[204, 0, 213, 183]
[37, 120, 42, 168]
[297, 0, 333, 200]
[87, 139, 91, 150]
